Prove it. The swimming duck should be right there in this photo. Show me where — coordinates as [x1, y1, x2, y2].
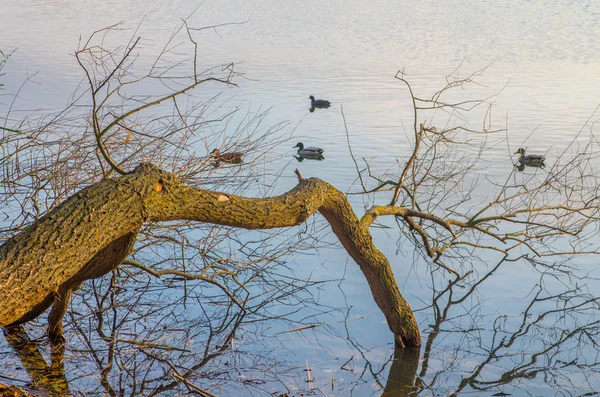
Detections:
[514, 148, 545, 168]
[293, 142, 324, 158]
[309, 95, 331, 109]
[211, 148, 243, 164]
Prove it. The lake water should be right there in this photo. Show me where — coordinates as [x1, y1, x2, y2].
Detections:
[2, 0, 600, 396]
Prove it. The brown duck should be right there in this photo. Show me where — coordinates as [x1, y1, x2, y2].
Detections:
[211, 148, 243, 164]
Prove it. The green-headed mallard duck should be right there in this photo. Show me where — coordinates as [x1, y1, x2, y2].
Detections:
[211, 148, 243, 164]
[293, 142, 324, 158]
[514, 148, 545, 168]
[309, 95, 331, 109]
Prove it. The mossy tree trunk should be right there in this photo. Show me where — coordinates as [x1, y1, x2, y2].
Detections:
[0, 163, 421, 348]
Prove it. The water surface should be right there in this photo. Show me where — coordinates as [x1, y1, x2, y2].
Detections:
[2, 0, 600, 395]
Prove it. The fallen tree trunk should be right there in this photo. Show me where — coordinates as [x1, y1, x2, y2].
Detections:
[0, 163, 421, 348]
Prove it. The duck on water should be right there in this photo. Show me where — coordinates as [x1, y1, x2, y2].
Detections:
[293, 142, 324, 160]
[514, 148, 545, 168]
[211, 148, 244, 164]
[309, 95, 331, 110]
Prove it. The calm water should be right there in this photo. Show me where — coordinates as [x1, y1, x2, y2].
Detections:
[2, 0, 600, 395]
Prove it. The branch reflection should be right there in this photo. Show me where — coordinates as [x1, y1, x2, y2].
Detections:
[3, 325, 70, 396]
[381, 347, 420, 397]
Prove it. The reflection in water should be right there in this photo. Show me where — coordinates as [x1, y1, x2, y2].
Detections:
[0, 246, 336, 396]
[381, 348, 419, 397]
[515, 162, 526, 171]
[3, 258, 600, 395]
[413, 258, 600, 396]
[513, 161, 545, 172]
[294, 154, 324, 162]
[329, 254, 600, 396]
[3, 325, 70, 396]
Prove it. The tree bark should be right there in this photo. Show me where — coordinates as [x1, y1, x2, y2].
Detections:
[0, 163, 421, 348]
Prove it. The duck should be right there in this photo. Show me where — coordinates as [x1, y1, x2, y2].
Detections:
[293, 142, 324, 158]
[514, 148, 545, 168]
[309, 95, 331, 109]
[211, 148, 243, 164]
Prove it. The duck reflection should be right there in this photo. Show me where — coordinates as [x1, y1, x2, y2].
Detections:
[514, 161, 547, 172]
[294, 154, 325, 162]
